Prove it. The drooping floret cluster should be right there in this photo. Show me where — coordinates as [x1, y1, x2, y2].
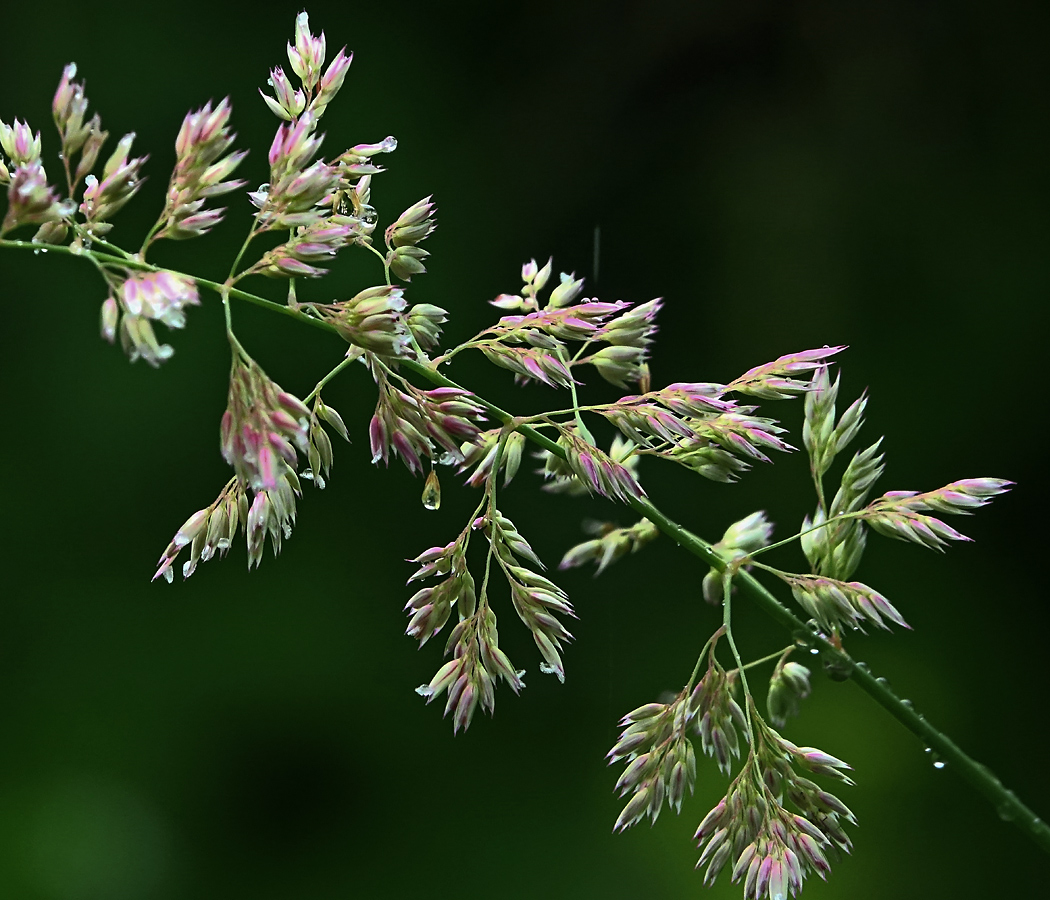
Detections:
[694, 713, 855, 900]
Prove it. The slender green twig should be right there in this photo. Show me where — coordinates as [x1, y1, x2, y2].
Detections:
[721, 571, 756, 741]
[683, 628, 721, 694]
[733, 646, 795, 675]
[558, 346, 594, 444]
[361, 240, 391, 284]
[746, 512, 863, 560]
[304, 352, 358, 404]
[2, 236, 1047, 853]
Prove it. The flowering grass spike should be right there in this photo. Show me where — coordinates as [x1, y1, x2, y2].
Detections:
[0, 11, 1040, 900]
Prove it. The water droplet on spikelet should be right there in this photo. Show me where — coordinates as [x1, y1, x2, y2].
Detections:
[421, 470, 441, 510]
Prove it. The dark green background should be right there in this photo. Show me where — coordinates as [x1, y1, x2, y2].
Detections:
[1, 1, 1047, 897]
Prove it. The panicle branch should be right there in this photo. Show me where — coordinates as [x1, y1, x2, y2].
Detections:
[778, 573, 909, 634]
[725, 346, 846, 399]
[221, 351, 311, 491]
[1, 10, 1037, 889]
[694, 709, 854, 898]
[148, 99, 247, 245]
[369, 368, 486, 475]
[483, 510, 576, 683]
[859, 478, 1013, 550]
[559, 518, 659, 575]
[100, 271, 200, 366]
[540, 426, 644, 501]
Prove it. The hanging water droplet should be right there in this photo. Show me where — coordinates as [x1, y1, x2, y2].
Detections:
[901, 699, 914, 709]
[923, 747, 945, 768]
[421, 469, 441, 510]
[876, 676, 889, 687]
[359, 203, 378, 225]
[855, 661, 870, 674]
[792, 630, 813, 650]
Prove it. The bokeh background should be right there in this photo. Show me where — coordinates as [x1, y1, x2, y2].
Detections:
[1, 1, 1047, 897]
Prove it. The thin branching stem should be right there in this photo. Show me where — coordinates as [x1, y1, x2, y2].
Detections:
[746, 512, 864, 560]
[733, 646, 795, 676]
[722, 571, 756, 742]
[2, 236, 1047, 853]
[304, 352, 357, 404]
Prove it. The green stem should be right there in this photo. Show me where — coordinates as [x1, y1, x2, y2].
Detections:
[748, 512, 863, 560]
[478, 433, 512, 610]
[812, 464, 828, 517]
[733, 646, 794, 675]
[304, 353, 358, 404]
[683, 626, 724, 694]
[4, 235, 1047, 853]
[559, 347, 593, 444]
[139, 217, 165, 257]
[228, 223, 260, 281]
[721, 571, 756, 741]
[362, 240, 391, 284]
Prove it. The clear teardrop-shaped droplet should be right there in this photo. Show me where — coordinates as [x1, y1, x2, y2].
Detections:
[359, 204, 378, 225]
[421, 469, 441, 510]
